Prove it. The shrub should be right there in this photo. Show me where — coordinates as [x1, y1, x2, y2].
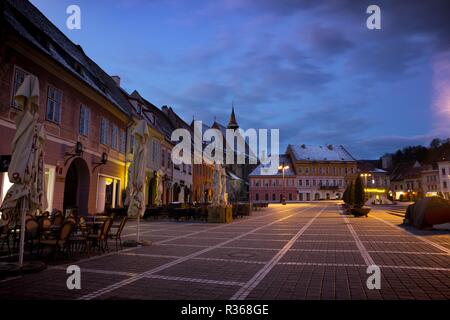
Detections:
[349, 181, 355, 206]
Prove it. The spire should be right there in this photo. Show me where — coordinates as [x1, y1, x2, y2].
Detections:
[227, 103, 238, 129]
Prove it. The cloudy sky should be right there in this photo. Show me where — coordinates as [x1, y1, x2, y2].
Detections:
[31, 0, 450, 159]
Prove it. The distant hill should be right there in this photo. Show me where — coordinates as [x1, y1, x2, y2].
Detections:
[383, 138, 450, 166]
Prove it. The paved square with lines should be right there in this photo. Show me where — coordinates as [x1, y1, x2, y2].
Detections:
[1, 203, 449, 300]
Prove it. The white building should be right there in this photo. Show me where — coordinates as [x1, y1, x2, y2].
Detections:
[437, 156, 450, 199]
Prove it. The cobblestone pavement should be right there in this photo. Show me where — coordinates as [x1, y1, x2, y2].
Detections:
[1, 202, 449, 300]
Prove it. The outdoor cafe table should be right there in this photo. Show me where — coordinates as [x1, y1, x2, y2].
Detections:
[41, 224, 61, 239]
[84, 221, 104, 234]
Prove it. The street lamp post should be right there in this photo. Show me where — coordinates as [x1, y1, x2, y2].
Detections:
[278, 164, 289, 204]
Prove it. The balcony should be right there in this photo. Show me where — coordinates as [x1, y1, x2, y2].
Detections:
[319, 185, 339, 190]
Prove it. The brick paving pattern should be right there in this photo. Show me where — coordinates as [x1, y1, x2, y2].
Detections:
[0, 203, 449, 300]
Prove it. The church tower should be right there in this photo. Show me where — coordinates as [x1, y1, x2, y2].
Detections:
[227, 106, 239, 130]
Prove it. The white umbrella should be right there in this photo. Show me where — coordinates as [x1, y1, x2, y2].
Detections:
[0, 75, 46, 266]
[156, 169, 163, 206]
[126, 119, 149, 243]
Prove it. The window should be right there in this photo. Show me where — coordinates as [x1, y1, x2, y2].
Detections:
[444, 182, 448, 189]
[11, 67, 29, 109]
[46, 86, 62, 123]
[442, 168, 446, 175]
[161, 150, 165, 167]
[272, 194, 276, 201]
[111, 124, 118, 149]
[188, 165, 192, 175]
[100, 118, 109, 145]
[152, 140, 159, 163]
[306, 179, 309, 186]
[130, 135, 135, 153]
[119, 130, 126, 153]
[79, 105, 89, 136]
[299, 179, 302, 186]
[255, 193, 259, 201]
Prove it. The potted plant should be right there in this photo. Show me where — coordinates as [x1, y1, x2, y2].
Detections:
[350, 175, 371, 217]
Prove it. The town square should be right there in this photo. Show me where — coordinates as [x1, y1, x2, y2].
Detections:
[0, 0, 449, 308]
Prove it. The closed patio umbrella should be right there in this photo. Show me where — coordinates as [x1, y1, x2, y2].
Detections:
[0, 75, 47, 267]
[126, 119, 149, 243]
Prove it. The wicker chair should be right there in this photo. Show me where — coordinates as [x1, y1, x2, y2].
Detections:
[38, 221, 75, 260]
[53, 215, 64, 226]
[25, 218, 40, 255]
[88, 217, 113, 253]
[68, 216, 90, 256]
[109, 216, 128, 251]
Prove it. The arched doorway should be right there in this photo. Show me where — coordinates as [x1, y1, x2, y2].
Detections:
[173, 183, 181, 202]
[147, 177, 156, 206]
[63, 158, 90, 215]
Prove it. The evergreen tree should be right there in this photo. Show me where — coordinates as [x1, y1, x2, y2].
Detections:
[343, 185, 349, 204]
[354, 175, 365, 208]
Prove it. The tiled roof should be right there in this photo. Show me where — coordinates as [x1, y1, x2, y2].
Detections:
[249, 154, 294, 177]
[288, 144, 356, 162]
[390, 162, 423, 181]
[129, 91, 174, 143]
[3, 0, 132, 115]
[211, 121, 258, 162]
[357, 160, 387, 173]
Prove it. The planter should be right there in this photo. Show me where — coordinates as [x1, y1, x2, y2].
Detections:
[208, 205, 232, 223]
[233, 203, 251, 217]
[351, 207, 371, 217]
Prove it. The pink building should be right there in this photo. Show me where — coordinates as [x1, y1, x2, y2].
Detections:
[249, 155, 297, 202]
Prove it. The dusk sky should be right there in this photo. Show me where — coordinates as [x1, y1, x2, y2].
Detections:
[30, 0, 450, 159]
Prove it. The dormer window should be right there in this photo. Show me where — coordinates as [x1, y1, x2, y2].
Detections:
[72, 61, 83, 75]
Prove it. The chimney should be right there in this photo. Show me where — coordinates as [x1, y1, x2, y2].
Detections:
[111, 75, 121, 86]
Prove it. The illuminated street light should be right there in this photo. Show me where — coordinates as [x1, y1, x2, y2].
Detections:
[279, 164, 289, 204]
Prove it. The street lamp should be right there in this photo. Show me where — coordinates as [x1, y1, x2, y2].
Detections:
[278, 164, 289, 204]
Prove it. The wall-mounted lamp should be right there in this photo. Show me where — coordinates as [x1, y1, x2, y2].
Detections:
[64, 141, 83, 166]
[92, 152, 108, 172]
